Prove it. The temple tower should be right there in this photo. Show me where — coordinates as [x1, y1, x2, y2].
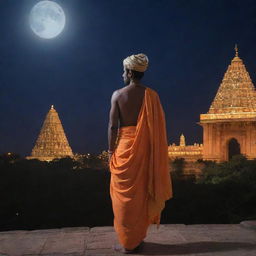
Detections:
[180, 134, 186, 147]
[200, 46, 256, 161]
[27, 105, 73, 161]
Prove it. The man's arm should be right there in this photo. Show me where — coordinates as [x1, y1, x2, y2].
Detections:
[108, 90, 120, 155]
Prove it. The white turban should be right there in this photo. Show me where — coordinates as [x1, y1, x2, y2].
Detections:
[123, 53, 149, 72]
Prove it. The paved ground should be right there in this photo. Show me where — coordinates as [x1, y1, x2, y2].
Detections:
[0, 222, 255, 256]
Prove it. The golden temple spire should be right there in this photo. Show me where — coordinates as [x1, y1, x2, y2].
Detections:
[180, 134, 186, 147]
[202, 46, 256, 119]
[234, 44, 238, 57]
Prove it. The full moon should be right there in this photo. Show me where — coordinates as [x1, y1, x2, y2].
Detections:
[29, 1, 66, 39]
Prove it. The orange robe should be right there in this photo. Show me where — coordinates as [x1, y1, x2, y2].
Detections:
[109, 87, 173, 250]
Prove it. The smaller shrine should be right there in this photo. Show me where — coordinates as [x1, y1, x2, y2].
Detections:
[168, 134, 203, 178]
[168, 134, 203, 162]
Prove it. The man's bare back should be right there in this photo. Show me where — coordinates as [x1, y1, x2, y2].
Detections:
[108, 83, 147, 154]
[116, 84, 146, 127]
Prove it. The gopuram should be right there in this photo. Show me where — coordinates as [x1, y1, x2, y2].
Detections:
[27, 105, 73, 161]
[168, 46, 256, 174]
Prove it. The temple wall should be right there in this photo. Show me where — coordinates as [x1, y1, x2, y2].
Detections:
[202, 121, 256, 162]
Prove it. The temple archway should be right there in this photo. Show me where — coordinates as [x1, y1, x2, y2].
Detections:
[228, 138, 241, 160]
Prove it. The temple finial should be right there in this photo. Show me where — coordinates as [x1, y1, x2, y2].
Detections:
[235, 44, 238, 57]
[180, 133, 186, 147]
[51, 105, 54, 109]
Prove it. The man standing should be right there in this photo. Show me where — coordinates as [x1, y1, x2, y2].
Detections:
[108, 53, 172, 254]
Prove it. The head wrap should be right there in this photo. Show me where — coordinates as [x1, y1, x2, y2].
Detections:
[123, 53, 149, 72]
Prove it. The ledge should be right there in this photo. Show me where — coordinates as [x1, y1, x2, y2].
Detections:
[0, 223, 255, 256]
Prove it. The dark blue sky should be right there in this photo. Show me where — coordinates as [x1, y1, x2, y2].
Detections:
[1, 0, 256, 156]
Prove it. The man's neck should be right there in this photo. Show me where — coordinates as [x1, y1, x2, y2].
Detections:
[128, 80, 142, 87]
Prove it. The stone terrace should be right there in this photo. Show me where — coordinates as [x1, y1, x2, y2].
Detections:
[0, 221, 255, 256]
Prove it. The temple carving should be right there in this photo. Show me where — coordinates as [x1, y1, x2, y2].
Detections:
[27, 105, 73, 161]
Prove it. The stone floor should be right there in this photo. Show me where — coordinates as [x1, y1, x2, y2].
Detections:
[0, 221, 255, 256]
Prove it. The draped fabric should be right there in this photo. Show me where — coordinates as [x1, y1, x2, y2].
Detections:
[109, 87, 173, 250]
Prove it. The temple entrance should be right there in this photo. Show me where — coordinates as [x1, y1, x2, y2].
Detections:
[228, 138, 241, 160]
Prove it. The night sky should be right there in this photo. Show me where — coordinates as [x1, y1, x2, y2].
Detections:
[1, 0, 256, 157]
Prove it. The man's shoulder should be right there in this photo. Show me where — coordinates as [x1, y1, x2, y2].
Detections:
[112, 86, 127, 95]
[112, 85, 158, 97]
[112, 88, 122, 96]
[112, 86, 132, 97]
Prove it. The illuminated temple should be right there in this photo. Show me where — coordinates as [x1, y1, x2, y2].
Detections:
[168, 134, 203, 161]
[27, 105, 73, 161]
[168, 134, 203, 177]
[200, 46, 256, 161]
[168, 46, 256, 170]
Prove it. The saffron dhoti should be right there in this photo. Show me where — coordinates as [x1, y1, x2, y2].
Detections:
[110, 87, 173, 250]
